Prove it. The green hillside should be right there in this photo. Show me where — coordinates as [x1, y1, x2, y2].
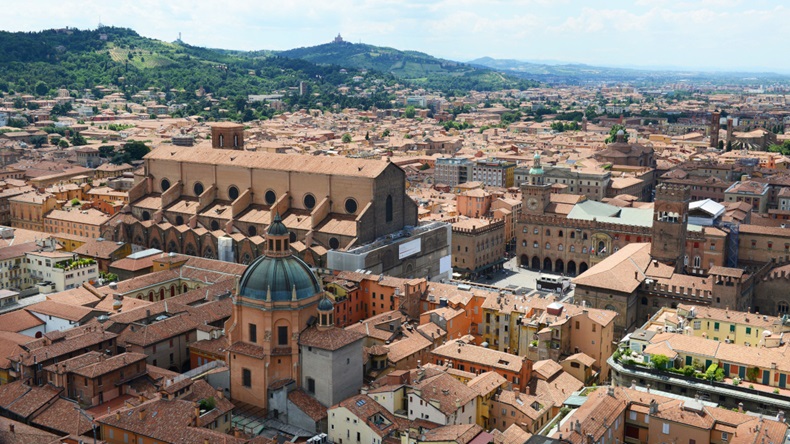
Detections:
[278, 41, 538, 92]
[0, 27, 397, 117]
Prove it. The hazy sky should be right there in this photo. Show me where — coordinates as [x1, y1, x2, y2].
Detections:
[6, 0, 789, 72]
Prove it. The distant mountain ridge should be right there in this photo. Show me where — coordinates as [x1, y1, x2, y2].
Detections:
[276, 40, 538, 91]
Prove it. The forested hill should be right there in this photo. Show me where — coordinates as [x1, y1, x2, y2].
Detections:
[0, 27, 397, 112]
[277, 41, 539, 92]
[0, 27, 537, 106]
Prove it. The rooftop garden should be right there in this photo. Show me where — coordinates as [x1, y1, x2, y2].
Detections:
[53, 258, 96, 271]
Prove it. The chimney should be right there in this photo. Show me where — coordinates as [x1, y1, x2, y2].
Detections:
[216, 388, 223, 400]
[649, 399, 658, 415]
[575, 419, 581, 433]
[630, 380, 636, 389]
[116, 411, 121, 420]
[608, 383, 615, 397]
[646, 383, 651, 393]
[9, 424, 14, 433]
[455, 398, 461, 409]
[586, 433, 594, 444]
[778, 411, 785, 422]
[194, 401, 200, 422]
[514, 387, 520, 400]
[738, 402, 744, 413]
[138, 394, 145, 403]
[139, 409, 146, 420]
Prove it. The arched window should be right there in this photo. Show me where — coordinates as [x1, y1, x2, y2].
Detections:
[558, 230, 564, 237]
[582, 247, 587, 254]
[693, 256, 701, 268]
[533, 242, 538, 248]
[570, 232, 575, 239]
[248, 225, 257, 237]
[558, 244, 564, 251]
[234, 135, 239, 147]
[210, 220, 220, 231]
[193, 182, 204, 196]
[533, 228, 539, 235]
[545, 242, 551, 250]
[570, 245, 575, 252]
[385, 195, 393, 223]
[522, 240, 527, 247]
[582, 233, 588, 240]
[175, 215, 184, 225]
[219, 134, 224, 147]
[641, 297, 648, 305]
[545, 229, 551, 236]
[161, 179, 171, 192]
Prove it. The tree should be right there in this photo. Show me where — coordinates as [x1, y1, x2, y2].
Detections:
[34, 81, 48, 96]
[70, 198, 80, 207]
[650, 354, 670, 370]
[70, 132, 88, 146]
[58, 138, 69, 148]
[365, 131, 369, 141]
[122, 140, 150, 161]
[341, 133, 352, 143]
[605, 124, 630, 143]
[404, 106, 416, 119]
[98, 145, 115, 158]
[381, 129, 390, 138]
[29, 135, 47, 148]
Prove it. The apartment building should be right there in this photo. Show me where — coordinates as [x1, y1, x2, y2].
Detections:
[435, 157, 473, 186]
[472, 159, 516, 188]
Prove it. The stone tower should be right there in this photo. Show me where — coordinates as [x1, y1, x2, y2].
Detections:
[709, 112, 721, 148]
[650, 184, 690, 271]
[521, 152, 551, 215]
[210, 122, 244, 150]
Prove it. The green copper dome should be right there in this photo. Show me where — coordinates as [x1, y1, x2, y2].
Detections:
[237, 254, 322, 302]
[267, 213, 289, 236]
[317, 297, 334, 311]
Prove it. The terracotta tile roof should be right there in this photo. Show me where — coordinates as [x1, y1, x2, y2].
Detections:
[0, 415, 61, 444]
[0, 381, 62, 419]
[412, 372, 477, 415]
[188, 336, 229, 357]
[422, 424, 483, 444]
[118, 299, 231, 347]
[0, 332, 30, 370]
[45, 286, 101, 307]
[532, 359, 563, 380]
[145, 146, 393, 179]
[492, 424, 532, 444]
[573, 243, 652, 293]
[12, 328, 117, 367]
[431, 340, 526, 373]
[299, 325, 364, 351]
[287, 388, 328, 421]
[467, 371, 506, 397]
[25, 300, 97, 322]
[69, 352, 147, 379]
[227, 341, 265, 359]
[332, 394, 403, 438]
[73, 238, 126, 259]
[531, 370, 583, 407]
[564, 353, 597, 367]
[30, 398, 94, 436]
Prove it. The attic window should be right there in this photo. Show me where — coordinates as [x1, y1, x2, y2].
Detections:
[356, 399, 366, 407]
[497, 359, 509, 366]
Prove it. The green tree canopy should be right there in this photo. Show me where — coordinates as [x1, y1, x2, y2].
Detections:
[341, 133, 352, 143]
[122, 140, 150, 161]
[404, 106, 416, 119]
[605, 124, 630, 143]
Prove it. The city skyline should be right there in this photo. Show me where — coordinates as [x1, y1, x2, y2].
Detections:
[5, 0, 790, 73]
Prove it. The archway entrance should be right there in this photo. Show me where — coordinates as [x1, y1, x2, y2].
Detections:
[579, 262, 589, 274]
[531, 256, 540, 270]
[555, 259, 564, 274]
[520, 254, 529, 268]
[543, 257, 552, 272]
[567, 260, 577, 276]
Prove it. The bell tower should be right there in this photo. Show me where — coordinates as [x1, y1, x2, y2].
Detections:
[651, 184, 690, 272]
[521, 152, 551, 215]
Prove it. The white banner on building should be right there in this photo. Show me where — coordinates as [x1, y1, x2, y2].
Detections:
[439, 255, 451, 274]
[398, 238, 422, 260]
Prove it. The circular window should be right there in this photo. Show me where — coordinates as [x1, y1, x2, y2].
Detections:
[248, 225, 257, 237]
[344, 198, 358, 214]
[264, 190, 277, 206]
[210, 220, 220, 231]
[175, 215, 184, 225]
[329, 237, 340, 249]
[228, 186, 240, 201]
[303, 193, 316, 210]
[141, 211, 151, 221]
[161, 179, 171, 192]
[193, 182, 204, 196]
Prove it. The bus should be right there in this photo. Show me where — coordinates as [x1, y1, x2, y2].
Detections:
[536, 273, 571, 294]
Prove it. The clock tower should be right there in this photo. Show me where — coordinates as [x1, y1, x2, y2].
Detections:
[521, 152, 551, 215]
